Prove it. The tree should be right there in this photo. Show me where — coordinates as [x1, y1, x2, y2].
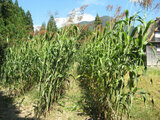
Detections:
[47, 15, 57, 33]
[1, 0, 12, 25]
[8, 0, 13, 4]
[40, 22, 46, 31]
[39, 22, 46, 36]
[14, 0, 18, 7]
[0, 0, 34, 40]
[25, 10, 34, 32]
[0, 18, 6, 41]
[94, 14, 102, 28]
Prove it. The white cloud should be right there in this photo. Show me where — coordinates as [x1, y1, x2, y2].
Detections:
[130, 0, 143, 3]
[55, 17, 68, 28]
[34, 13, 95, 30]
[34, 25, 41, 31]
[79, 0, 106, 6]
[80, 13, 95, 21]
[69, 7, 81, 15]
[55, 6, 95, 28]
[35, 6, 95, 29]
[55, 13, 95, 28]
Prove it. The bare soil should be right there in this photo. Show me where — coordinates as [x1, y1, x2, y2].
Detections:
[0, 77, 90, 120]
[0, 89, 34, 120]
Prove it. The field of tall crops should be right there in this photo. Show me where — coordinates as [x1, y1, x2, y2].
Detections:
[0, 11, 154, 119]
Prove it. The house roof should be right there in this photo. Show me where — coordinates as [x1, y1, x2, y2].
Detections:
[148, 17, 160, 42]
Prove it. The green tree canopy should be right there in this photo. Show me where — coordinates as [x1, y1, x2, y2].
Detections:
[14, 0, 18, 6]
[94, 14, 102, 28]
[40, 22, 46, 31]
[47, 15, 57, 33]
[25, 10, 34, 32]
[0, 0, 34, 41]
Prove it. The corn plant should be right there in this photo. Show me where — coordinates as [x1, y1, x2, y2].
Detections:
[0, 25, 80, 117]
[0, 39, 41, 94]
[0, 10, 153, 119]
[34, 27, 78, 117]
[76, 10, 152, 119]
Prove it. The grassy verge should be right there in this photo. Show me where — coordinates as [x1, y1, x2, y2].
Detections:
[130, 67, 160, 120]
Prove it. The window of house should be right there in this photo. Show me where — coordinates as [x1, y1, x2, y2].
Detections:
[157, 47, 160, 51]
[155, 32, 160, 38]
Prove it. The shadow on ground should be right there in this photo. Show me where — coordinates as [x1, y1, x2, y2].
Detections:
[0, 91, 35, 120]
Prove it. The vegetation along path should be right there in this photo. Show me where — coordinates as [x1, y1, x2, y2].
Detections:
[43, 76, 90, 120]
[0, 70, 90, 120]
[0, 87, 35, 120]
[1, 68, 160, 120]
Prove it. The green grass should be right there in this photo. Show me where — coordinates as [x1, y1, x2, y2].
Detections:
[130, 67, 160, 120]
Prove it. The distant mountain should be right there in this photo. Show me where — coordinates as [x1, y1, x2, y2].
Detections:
[78, 16, 112, 28]
[78, 16, 135, 32]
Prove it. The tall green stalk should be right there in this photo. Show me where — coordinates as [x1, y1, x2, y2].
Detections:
[76, 10, 153, 119]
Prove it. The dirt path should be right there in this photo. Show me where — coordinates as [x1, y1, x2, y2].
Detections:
[43, 77, 90, 120]
[0, 89, 34, 120]
[0, 75, 90, 120]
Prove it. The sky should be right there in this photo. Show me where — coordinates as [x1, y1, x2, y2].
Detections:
[13, 0, 158, 28]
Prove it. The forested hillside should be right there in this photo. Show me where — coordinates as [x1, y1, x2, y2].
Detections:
[0, 0, 33, 45]
[0, 0, 33, 65]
